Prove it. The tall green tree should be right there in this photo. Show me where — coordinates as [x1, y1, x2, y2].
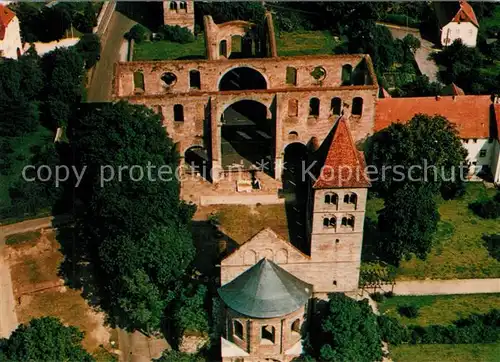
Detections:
[367, 114, 467, 199]
[306, 293, 383, 362]
[41, 47, 85, 129]
[0, 317, 94, 362]
[76, 34, 101, 69]
[67, 101, 196, 332]
[378, 184, 440, 264]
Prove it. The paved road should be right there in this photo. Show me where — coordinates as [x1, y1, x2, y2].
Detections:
[380, 23, 440, 83]
[368, 278, 500, 296]
[87, 11, 135, 102]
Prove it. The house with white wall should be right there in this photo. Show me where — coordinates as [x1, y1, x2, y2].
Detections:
[435, 0, 479, 47]
[0, 4, 22, 59]
[375, 94, 500, 184]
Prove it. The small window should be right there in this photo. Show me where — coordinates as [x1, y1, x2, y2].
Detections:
[189, 70, 201, 89]
[234, 320, 244, 340]
[335, 239, 340, 243]
[480, 150, 487, 157]
[219, 40, 228, 57]
[180, 1, 187, 10]
[463, 139, 469, 144]
[352, 97, 363, 116]
[169, 1, 177, 10]
[309, 98, 320, 117]
[488, 138, 493, 143]
[286, 67, 297, 86]
[324, 193, 338, 205]
[174, 104, 184, 122]
[473, 139, 477, 143]
[323, 217, 336, 228]
[291, 319, 300, 334]
[261, 325, 276, 345]
[341, 216, 355, 228]
[333, 280, 337, 286]
[133, 71, 145, 93]
[341, 64, 352, 85]
[331, 97, 342, 115]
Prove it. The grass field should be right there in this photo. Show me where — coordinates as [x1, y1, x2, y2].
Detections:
[6, 230, 116, 358]
[378, 294, 500, 326]
[390, 344, 500, 362]
[364, 183, 500, 280]
[5, 231, 42, 246]
[133, 36, 206, 60]
[276, 30, 340, 56]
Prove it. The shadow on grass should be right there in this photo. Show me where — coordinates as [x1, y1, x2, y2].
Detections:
[482, 234, 500, 261]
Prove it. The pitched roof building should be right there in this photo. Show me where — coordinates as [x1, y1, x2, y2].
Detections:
[435, 0, 479, 47]
[0, 4, 22, 59]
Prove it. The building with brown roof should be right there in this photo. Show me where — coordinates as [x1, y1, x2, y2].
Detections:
[0, 4, 22, 59]
[434, 0, 479, 47]
[375, 94, 500, 182]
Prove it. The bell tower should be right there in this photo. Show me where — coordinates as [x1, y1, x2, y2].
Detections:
[163, 0, 195, 33]
[308, 117, 370, 293]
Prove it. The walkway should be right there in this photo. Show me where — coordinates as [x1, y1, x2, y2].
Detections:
[87, 10, 135, 102]
[378, 22, 440, 83]
[371, 278, 500, 296]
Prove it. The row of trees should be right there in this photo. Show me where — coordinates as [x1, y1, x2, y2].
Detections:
[9, 2, 98, 43]
[0, 35, 100, 220]
[366, 114, 468, 264]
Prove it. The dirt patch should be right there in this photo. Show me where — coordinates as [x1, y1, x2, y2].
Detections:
[6, 229, 113, 354]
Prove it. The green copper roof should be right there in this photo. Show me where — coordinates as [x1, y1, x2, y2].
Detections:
[218, 258, 312, 318]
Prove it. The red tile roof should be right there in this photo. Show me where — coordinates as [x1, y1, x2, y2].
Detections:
[313, 117, 370, 189]
[375, 95, 492, 139]
[0, 5, 15, 41]
[495, 104, 500, 141]
[453, 1, 479, 28]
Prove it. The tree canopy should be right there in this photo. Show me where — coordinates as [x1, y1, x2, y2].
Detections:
[306, 293, 383, 362]
[367, 114, 467, 199]
[67, 101, 196, 333]
[378, 184, 440, 264]
[0, 317, 94, 362]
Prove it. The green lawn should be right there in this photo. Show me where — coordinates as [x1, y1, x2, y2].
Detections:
[378, 294, 500, 326]
[390, 344, 500, 362]
[0, 127, 53, 210]
[276, 30, 341, 57]
[133, 36, 206, 61]
[363, 183, 500, 280]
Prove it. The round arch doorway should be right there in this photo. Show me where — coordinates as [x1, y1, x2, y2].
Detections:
[221, 100, 275, 176]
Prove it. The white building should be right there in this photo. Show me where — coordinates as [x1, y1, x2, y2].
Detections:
[435, 0, 479, 47]
[0, 4, 22, 59]
[375, 94, 500, 184]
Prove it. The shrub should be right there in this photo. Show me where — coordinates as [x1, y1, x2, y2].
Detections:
[370, 292, 385, 303]
[470, 198, 500, 219]
[398, 304, 420, 319]
[380, 14, 420, 28]
[126, 24, 150, 43]
[377, 316, 409, 345]
[158, 25, 194, 44]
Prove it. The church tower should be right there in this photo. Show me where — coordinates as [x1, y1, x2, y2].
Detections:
[163, 0, 195, 33]
[308, 117, 370, 294]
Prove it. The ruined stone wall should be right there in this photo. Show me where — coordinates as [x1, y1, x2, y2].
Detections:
[114, 55, 377, 96]
[163, 0, 195, 32]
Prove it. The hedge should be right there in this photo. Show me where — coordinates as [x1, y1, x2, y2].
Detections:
[378, 309, 500, 346]
[380, 14, 420, 29]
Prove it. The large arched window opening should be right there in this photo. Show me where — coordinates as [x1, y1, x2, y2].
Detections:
[291, 319, 301, 334]
[219, 67, 267, 91]
[230, 35, 243, 58]
[221, 100, 274, 175]
[184, 146, 209, 180]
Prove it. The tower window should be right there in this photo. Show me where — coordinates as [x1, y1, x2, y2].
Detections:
[352, 97, 363, 116]
[343, 192, 357, 207]
[291, 319, 300, 334]
[286, 67, 297, 85]
[341, 64, 352, 85]
[189, 70, 201, 89]
[331, 97, 342, 116]
[323, 217, 336, 228]
[180, 1, 187, 10]
[169, 1, 177, 10]
[325, 193, 338, 205]
[341, 215, 355, 228]
[261, 325, 276, 345]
